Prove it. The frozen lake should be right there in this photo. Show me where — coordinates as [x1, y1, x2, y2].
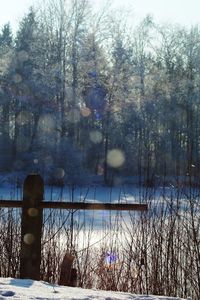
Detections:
[0, 182, 199, 227]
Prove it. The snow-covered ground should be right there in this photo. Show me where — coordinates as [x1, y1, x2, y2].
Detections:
[0, 278, 187, 300]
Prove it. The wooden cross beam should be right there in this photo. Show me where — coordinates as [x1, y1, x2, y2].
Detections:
[0, 200, 147, 211]
[0, 174, 147, 281]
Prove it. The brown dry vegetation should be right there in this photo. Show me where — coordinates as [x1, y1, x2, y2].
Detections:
[0, 185, 199, 299]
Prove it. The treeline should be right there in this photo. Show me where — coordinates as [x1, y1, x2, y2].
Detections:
[0, 0, 200, 185]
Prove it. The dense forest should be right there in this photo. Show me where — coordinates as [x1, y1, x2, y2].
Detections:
[1, 0, 200, 185]
[0, 3, 200, 299]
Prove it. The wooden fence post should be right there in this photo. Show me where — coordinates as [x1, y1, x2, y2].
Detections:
[20, 174, 44, 280]
[59, 252, 75, 286]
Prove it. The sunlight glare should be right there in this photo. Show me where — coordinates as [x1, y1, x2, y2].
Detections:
[54, 168, 65, 179]
[23, 233, 35, 245]
[13, 73, 22, 83]
[38, 114, 55, 133]
[107, 149, 125, 168]
[80, 107, 91, 117]
[27, 208, 38, 217]
[67, 108, 80, 123]
[89, 130, 103, 144]
[16, 111, 32, 126]
[17, 50, 29, 62]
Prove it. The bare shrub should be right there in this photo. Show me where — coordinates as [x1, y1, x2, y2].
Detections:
[0, 185, 199, 299]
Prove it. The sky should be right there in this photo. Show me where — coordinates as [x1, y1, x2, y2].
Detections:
[0, 0, 200, 33]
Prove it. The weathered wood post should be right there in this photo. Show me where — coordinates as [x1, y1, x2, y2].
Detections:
[59, 252, 75, 286]
[20, 174, 44, 280]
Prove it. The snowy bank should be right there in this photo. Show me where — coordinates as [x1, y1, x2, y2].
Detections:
[0, 278, 187, 300]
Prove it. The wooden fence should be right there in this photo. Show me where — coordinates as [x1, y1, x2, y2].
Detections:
[0, 174, 147, 281]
